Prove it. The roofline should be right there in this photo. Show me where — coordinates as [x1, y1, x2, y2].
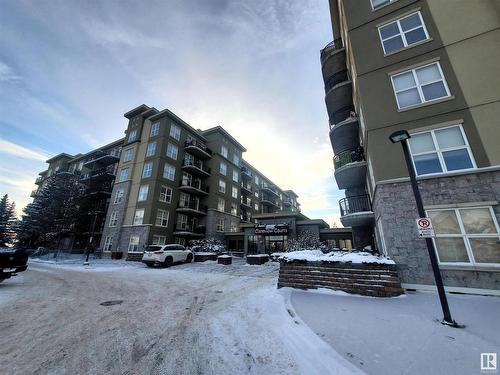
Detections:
[296, 219, 329, 229]
[70, 138, 125, 162]
[149, 108, 207, 142]
[46, 153, 74, 163]
[319, 227, 352, 233]
[124, 104, 151, 119]
[254, 211, 310, 221]
[202, 126, 247, 152]
[241, 159, 290, 195]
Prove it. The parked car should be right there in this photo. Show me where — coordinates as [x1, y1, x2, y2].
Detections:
[0, 248, 28, 283]
[141, 244, 193, 268]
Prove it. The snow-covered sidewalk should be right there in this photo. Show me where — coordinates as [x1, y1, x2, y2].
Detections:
[290, 288, 500, 375]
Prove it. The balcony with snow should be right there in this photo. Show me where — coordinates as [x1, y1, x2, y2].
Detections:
[333, 147, 367, 189]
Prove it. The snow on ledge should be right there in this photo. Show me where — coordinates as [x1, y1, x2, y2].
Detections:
[279, 250, 395, 265]
[194, 252, 217, 256]
[247, 254, 270, 258]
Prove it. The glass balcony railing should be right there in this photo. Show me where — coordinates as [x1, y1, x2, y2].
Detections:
[333, 147, 365, 170]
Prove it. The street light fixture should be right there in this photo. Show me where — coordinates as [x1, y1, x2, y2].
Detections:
[389, 130, 463, 328]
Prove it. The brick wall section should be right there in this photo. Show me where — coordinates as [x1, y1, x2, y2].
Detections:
[278, 261, 404, 297]
[373, 170, 500, 290]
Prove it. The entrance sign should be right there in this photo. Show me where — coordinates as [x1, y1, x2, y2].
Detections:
[416, 218, 435, 238]
[255, 223, 289, 235]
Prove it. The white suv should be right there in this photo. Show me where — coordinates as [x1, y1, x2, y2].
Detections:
[141, 244, 193, 268]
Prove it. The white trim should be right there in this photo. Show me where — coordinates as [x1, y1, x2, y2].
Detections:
[401, 283, 500, 296]
[370, 0, 398, 12]
[378, 11, 429, 55]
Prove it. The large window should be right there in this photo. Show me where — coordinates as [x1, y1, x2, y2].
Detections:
[113, 189, 124, 204]
[142, 162, 153, 178]
[103, 236, 113, 251]
[216, 218, 225, 232]
[150, 122, 160, 137]
[146, 142, 157, 157]
[128, 236, 140, 252]
[232, 186, 238, 199]
[218, 198, 225, 212]
[119, 168, 129, 182]
[232, 170, 239, 183]
[123, 148, 134, 162]
[159, 186, 172, 203]
[163, 163, 176, 181]
[391, 62, 450, 109]
[221, 145, 228, 158]
[166, 143, 178, 160]
[378, 11, 429, 54]
[133, 209, 145, 225]
[218, 179, 226, 193]
[128, 129, 137, 142]
[428, 207, 500, 266]
[220, 161, 227, 176]
[170, 123, 181, 140]
[109, 211, 118, 227]
[152, 235, 166, 245]
[233, 154, 240, 166]
[138, 185, 149, 202]
[408, 125, 475, 176]
[231, 202, 237, 216]
[156, 209, 169, 227]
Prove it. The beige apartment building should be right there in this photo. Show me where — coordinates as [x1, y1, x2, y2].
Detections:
[322, 0, 500, 294]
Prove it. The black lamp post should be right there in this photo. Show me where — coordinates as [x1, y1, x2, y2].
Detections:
[389, 130, 462, 328]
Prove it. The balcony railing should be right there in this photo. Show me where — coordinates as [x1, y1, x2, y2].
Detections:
[184, 140, 212, 156]
[333, 147, 365, 170]
[241, 167, 253, 178]
[182, 159, 211, 175]
[179, 179, 209, 194]
[262, 184, 279, 197]
[177, 201, 208, 213]
[320, 38, 344, 62]
[241, 182, 252, 192]
[339, 195, 372, 216]
[329, 104, 355, 127]
[35, 177, 43, 184]
[324, 69, 350, 93]
[240, 198, 252, 207]
[174, 224, 205, 234]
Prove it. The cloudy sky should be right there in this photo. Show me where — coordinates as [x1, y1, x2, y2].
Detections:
[0, 0, 343, 225]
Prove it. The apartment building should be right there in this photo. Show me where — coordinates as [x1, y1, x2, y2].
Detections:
[32, 140, 123, 251]
[322, 0, 500, 293]
[32, 104, 302, 255]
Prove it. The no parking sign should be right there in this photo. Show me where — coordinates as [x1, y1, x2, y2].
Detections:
[416, 218, 435, 238]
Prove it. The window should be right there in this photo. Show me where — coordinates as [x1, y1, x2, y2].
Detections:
[216, 219, 225, 232]
[254, 191, 259, 198]
[138, 185, 149, 202]
[113, 189, 124, 204]
[428, 207, 500, 265]
[166, 143, 178, 160]
[232, 186, 238, 199]
[119, 168, 129, 182]
[128, 129, 137, 142]
[78, 161, 84, 171]
[254, 203, 259, 211]
[233, 154, 240, 166]
[152, 235, 166, 245]
[255, 175, 259, 185]
[142, 162, 153, 178]
[179, 192, 190, 207]
[220, 161, 227, 176]
[146, 142, 157, 157]
[123, 148, 134, 162]
[218, 179, 226, 193]
[163, 163, 175, 181]
[221, 145, 228, 158]
[408, 125, 475, 176]
[156, 209, 169, 227]
[159, 186, 172, 203]
[230, 222, 238, 233]
[217, 198, 225, 212]
[231, 202, 237, 216]
[109, 211, 118, 227]
[177, 214, 188, 229]
[103, 236, 113, 251]
[128, 236, 140, 252]
[150, 122, 160, 137]
[371, 0, 396, 10]
[232, 170, 239, 183]
[133, 209, 145, 225]
[379, 12, 429, 54]
[391, 62, 450, 109]
[170, 123, 181, 140]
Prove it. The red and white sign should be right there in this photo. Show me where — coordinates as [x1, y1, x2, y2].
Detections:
[416, 218, 435, 238]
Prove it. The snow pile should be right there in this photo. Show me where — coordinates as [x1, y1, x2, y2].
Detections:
[279, 250, 395, 265]
[247, 254, 269, 258]
[193, 252, 217, 256]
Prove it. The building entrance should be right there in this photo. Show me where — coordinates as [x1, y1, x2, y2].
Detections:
[264, 235, 288, 254]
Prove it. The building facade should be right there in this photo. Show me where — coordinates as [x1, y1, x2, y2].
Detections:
[322, 0, 500, 293]
[32, 105, 306, 256]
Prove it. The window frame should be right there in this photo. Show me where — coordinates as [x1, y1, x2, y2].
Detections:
[142, 162, 153, 178]
[371, 0, 397, 11]
[217, 198, 225, 212]
[218, 179, 226, 193]
[128, 129, 137, 142]
[232, 170, 239, 183]
[123, 148, 134, 162]
[155, 209, 169, 227]
[220, 161, 227, 176]
[103, 236, 113, 251]
[408, 124, 476, 177]
[232, 186, 238, 199]
[119, 168, 129, 182]
[378, 11, 429, 55]
[146, 142, 157, 157]
[133, 209, 145, 225]
[427, 206, 500, 267]
[221, 145, 228, 158]
[216, 218, 225, 232]
[163, 163, 176, 181]
[166, 142, 178, 160]
[128, 236, 140, 252]
[113, 189, 124, 204]
[390, 61, 451, 110]
[137, 184, 149, 202]
[159, 185, 172, 203]
[109, 211, 118, 227]
[150, 121, 160, 137]
[170, 123, 181, 141]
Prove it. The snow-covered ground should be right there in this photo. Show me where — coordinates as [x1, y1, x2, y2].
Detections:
[1, 258, 362, 375]
[290, 288, 500, 375]
[278, 250, 395, 264]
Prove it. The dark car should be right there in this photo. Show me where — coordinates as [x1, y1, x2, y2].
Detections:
[0, 248, 28, 283]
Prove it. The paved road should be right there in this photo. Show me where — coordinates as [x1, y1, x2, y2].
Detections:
[0, 261, 285, 375]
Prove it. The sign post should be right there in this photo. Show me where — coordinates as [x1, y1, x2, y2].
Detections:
[416, 218, 435, 238]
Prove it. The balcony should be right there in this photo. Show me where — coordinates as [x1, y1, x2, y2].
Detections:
[261, 197, 279, 208]
[262, 184, 280, 198]
[184, 140, 212, 159]
[241, 182, 252, 194]
[240, 212, 252, 222]
[179, 180, 209, 196]
[329, 114, 360, 155]
[334, 147, 367, 189]
[182, 159, 211, 177]
[325, 79, 353, 127]
[320, 38, 344, 64]
[84, 153, 120, 170]
[173, 224, 205, 237]
[339, 195, 375, 227]
[241, 167, 253, 179]
[240, 198, 252, 209]
[176, 201, 207, 216]
[80, 166, 116, 182]
[55, 169, 75, 178]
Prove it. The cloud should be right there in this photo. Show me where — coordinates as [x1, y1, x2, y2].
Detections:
[0, 138, 50, 161]
[0, 60, 21, 81]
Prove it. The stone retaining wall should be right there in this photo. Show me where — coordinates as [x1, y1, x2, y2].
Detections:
[278, 261, 404, 297]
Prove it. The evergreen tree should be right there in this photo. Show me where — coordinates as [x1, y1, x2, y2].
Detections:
[0, 194, 17, 247]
